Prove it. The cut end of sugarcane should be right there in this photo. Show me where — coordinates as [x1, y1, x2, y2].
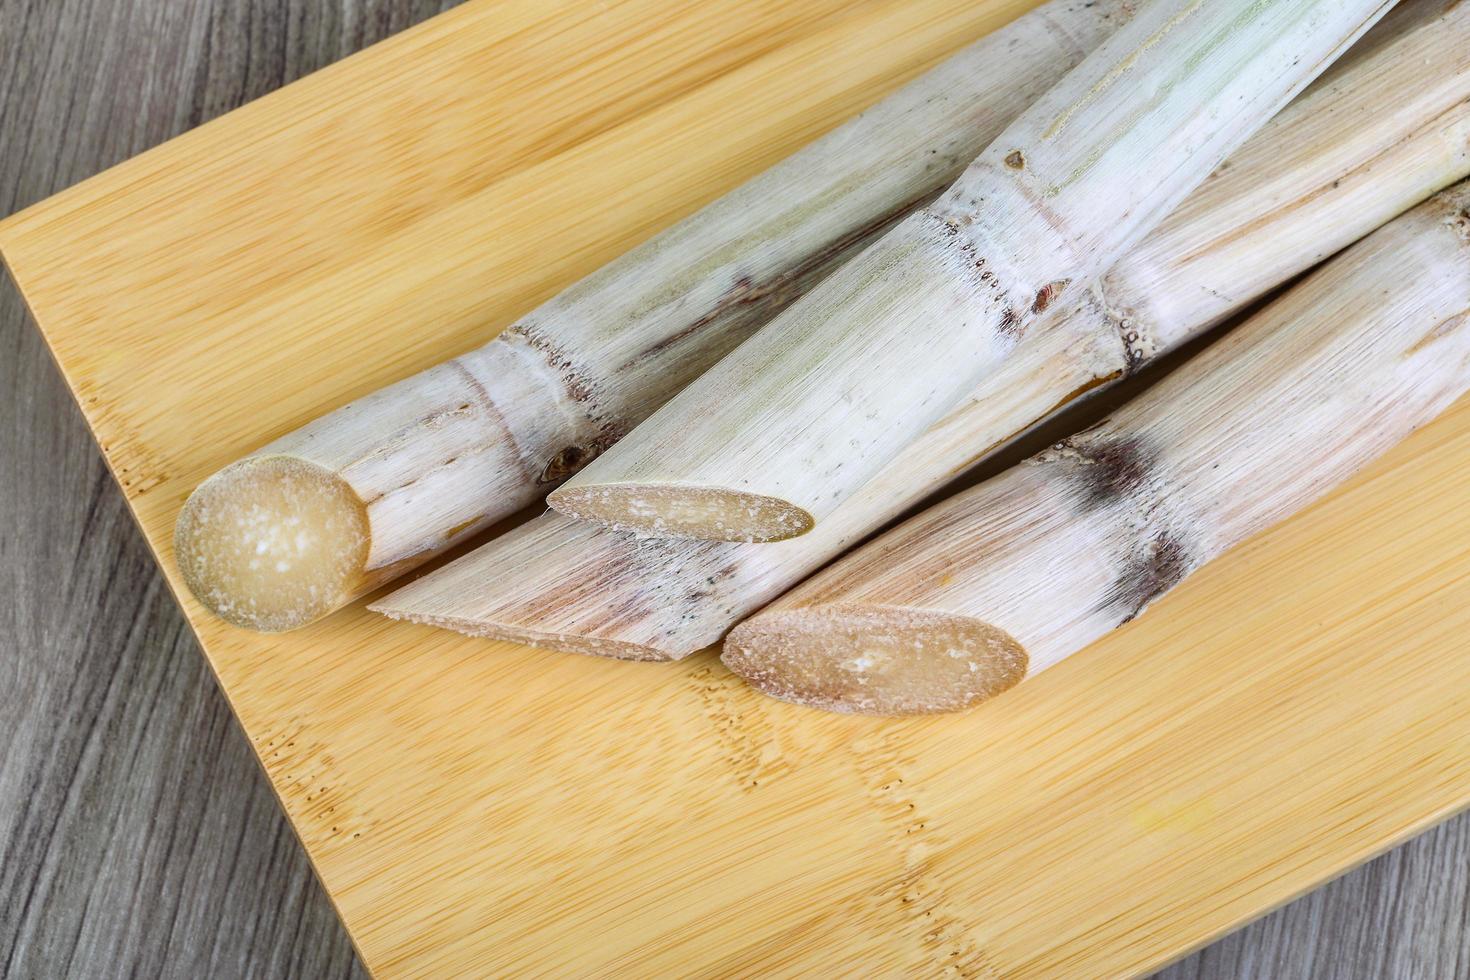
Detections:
[722, 605, 1027, 715]
[369, 602, 677, 662]
[548, 483, 815, 542]
[174, 456, 370, 632]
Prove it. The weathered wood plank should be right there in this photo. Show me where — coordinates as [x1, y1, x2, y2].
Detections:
[0, 0, 458, 975]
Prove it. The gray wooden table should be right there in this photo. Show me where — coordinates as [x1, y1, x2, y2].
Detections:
[1, 1, 1465, 976]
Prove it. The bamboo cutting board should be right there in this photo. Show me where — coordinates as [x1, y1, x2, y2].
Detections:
[3, 0, 1469, 975]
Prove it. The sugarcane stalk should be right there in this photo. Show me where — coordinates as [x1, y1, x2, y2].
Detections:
[371, 1, 1470, 660]
[722, 181, 1470, 714]
[548, 0, 1396, 543]
[174, 0, 1139, 631]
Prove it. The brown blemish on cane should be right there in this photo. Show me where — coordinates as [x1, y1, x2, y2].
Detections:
[1032, 278, 1072, 314]
[922, 204, 1065, 343]
[1405, 309, 1470, 357]
[1004, 149, 1025, 170]
[1101, 532, 1192, 622]
[503, 322, 600, 407]
[1446, 206, 1470, 244]
[998, 306, 1023, 337]
[1084, 285, 1155, 375]
[1119, 328, 1151, 374]
[587, 423, 631, 458]
[504, 322, 625, 453]
[1057, 433, 1156, 511]
[538, 444, 589, 483]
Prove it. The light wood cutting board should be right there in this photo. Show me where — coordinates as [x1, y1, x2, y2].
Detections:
[3, 0, 1468, 975]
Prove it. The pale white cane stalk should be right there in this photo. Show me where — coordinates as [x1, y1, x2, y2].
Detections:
[723, 182, 1470, 714]
[174, 0, 1136, 631]
[550, 0, 1396, 542]
[372, 1, 1470, 660]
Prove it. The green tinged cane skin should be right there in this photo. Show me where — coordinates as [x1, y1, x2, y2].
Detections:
[550, 0, 1397, 543]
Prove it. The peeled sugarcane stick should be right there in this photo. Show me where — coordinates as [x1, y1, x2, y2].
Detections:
[372, 1, 1470, 660]
[173, 0, 1141, 632]
[548, 0, 1396, 543]
[723, 181, 1470, 714]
